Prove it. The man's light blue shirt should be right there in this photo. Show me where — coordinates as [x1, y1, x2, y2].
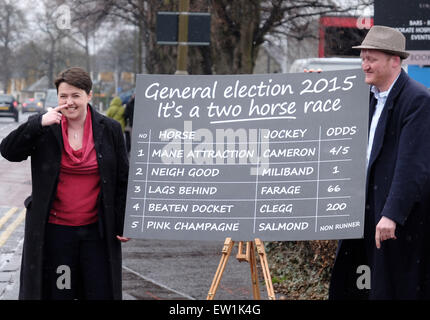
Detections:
[367, 73, 400, 167]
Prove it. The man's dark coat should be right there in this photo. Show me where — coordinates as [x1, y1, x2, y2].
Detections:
[329, 70, 430, 299]
[0, 106, 129, 300]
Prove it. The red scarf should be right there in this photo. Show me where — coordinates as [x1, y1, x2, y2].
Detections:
[49, 106, 100, 226]
[60, 106, 98, 174]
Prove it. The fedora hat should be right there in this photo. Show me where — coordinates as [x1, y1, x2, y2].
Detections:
[353, 25, 409, 59]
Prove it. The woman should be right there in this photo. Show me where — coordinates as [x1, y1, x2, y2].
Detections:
[0, 67, 129, 300]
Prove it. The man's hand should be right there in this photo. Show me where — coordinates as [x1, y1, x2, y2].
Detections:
[304, 68, 322, 73]
[375, 216, 397, 249]
[41, 104, 68, 127]
[116, 235, 130, 242]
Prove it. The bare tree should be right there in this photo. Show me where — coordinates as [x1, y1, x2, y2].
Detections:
[96, 28, 137, 94]
[35, 0, 71, 87]
[14, 41, 46, 83]
[66, 0, 112, 73]
[209, 0, 373, 74]
[72, 0, 150, 74]
[66, 0, 373, 76]
[98, 0, 150, 74]
[0, 1, 26, 92]
[128, 0, 372, 74]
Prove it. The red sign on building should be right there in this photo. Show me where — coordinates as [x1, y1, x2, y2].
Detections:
[319, 16, 373, 58]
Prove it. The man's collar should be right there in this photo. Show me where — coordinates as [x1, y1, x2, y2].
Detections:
[371, 72, 401, 100]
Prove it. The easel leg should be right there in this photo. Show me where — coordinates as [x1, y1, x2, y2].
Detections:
[207, 238, 276, 300]
[249, 241, 261, 300]
[255, 238, 276, 300]
[207, 237, 234, 300]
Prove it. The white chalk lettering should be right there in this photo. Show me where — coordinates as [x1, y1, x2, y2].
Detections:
[151, 167, 185, 177]
[223, 79, 293, 99]
[191, 204, 234, 213]
[146, 221, 171, 230]
[188, 168, 220, 177]
[258, 222, 309, 231]
[145, 81, 217, 101]
[335, 221, 360, 229]
[263, 129, 307, 139]
[259, 204, 293, 213]
[304, 98, 341, 114]
[148, 203, 188, 213]
[260, 186, 301, 195]
[148, 185, 175, 194]
[263, 148, 316, 158]
[159, 130, 196, 140]
[174, 222, 239, 232]
[179, 186, 217, 195]
[261, 166, 314, 176]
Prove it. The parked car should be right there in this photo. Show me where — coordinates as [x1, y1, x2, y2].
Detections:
[21, 98, 44, 114]
[0, 94, 19, 122]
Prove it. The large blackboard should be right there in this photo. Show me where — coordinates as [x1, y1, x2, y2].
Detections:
[124, 70, 369, 241]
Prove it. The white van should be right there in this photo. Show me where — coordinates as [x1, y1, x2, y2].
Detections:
[289, 57, 362, 73]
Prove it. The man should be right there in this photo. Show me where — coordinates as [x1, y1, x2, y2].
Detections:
[329, 25, 430, 299]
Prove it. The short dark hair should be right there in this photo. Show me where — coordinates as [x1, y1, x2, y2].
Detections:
[54, 67, 92, 94]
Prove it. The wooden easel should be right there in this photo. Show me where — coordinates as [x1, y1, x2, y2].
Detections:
[207, 237, 276, 300]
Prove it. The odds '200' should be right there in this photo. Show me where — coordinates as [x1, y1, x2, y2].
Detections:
[326, 203, 347, 211]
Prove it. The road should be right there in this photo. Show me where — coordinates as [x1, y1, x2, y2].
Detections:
[0, 112, 271, 301]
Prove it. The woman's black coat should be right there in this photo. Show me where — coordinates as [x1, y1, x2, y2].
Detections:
[0, 106, 129, 300]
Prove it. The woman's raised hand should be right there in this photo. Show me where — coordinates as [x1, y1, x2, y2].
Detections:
[41, 104, 68, 127]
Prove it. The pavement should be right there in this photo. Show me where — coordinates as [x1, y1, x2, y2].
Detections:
[0, 238, 271, 300]
[0, 241, 22, 300]
[0, 207, 273, 300]
[0, 207, 25, 300]
[0, 208, 140, 300]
